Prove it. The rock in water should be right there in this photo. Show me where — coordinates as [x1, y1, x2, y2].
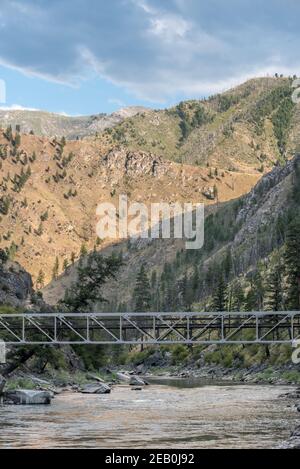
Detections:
[0, 375, 6, 394]
[80, 383, 111, 394]
[130, 376, 146, 386]
[116, 372, 131, 383]
[4, 390, 52, 405]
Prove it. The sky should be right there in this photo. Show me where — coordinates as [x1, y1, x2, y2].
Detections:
[0, 0, 299, 116]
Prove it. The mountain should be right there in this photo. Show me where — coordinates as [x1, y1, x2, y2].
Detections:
[100, 77, 300, 172]
[1, 77, 299, 173]
[0, 76, 299, 296]
[0, 106, 147, 140]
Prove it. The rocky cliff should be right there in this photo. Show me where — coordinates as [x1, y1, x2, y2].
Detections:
[0, 259, 33, 308]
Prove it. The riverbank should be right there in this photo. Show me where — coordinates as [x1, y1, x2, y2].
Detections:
[1, 357, 300, 395]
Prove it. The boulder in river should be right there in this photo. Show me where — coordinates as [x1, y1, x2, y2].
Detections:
[80, 383, 111, 394]
[116, 372, 131, 383]
[130, 376, 146, 386]
[4, 390, 52, 405]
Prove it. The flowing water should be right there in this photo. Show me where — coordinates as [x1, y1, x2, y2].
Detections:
[0, 379, 298, 449]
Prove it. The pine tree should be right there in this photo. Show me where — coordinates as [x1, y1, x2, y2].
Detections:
[285, 219, 300, 310]
[212, 275, 226, 311]
[133, 265, 152, 312]
[36, 270, 45, 290]
[226, 280, 245, 312]
[62, 252, 123, 310]
[264, 261, 284, 311]
[191, 265, 200, 297]
[63, 259, 69, 271]
[213, 184, 219, 201]
[223, 249, 233, 280]
[52, 257, 59, 280]
[245, 269, 264, 311]
[80, 244, 88, 258]
[178, 274, 188, 309]
[4, 125, 12, 142]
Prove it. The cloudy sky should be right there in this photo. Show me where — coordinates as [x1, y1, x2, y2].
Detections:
[0, 0, 299, 115]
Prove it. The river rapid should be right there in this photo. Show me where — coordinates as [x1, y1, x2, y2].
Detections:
[0, 379, 298, 449]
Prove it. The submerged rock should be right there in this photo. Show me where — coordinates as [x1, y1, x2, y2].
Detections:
[80, 383, 111, 394]
[4, 390, 52, 405]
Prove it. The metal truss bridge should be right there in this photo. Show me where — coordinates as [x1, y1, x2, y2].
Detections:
[0, 312, 299, 346]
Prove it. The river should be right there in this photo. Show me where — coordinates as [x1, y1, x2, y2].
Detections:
[0, 379, 298, 449]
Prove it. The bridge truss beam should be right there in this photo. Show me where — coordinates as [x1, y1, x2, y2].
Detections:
[0, 312, 299, 346]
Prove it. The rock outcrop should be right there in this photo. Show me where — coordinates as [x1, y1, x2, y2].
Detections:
[102, 148, 173, 180]
[0, 260, 33, 307]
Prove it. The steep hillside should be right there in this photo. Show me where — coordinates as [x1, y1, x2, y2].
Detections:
[43, 153, 300, 311]
[102, 77, 299, 171]
[0, 107, 147, 140]
[0, 129, 259, 286]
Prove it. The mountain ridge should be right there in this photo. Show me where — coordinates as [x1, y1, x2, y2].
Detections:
[0, 106, 148, 140]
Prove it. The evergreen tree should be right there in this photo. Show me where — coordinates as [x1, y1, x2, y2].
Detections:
[191, 265, 200, 297]
[223, 249, 233, 280]
[133, 265, 152, 312]
[178, 274, 189, 309]
[245, 269, 264, 311]
[71, 252, 76, 264]
[62, 252, 123, 311]
[80, 244, 88, 258]
[285, 219, 300, 310]
[264, 261, 284, 311]
[212, 275, 226, 311]
[52, 257, 59, 280]
[226, 280, 245, 312]
[36, 270, 45, 290]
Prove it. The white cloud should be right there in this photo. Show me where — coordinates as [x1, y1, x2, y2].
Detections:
[0, 0, 299, 102]
[0, 104, 40, 111]
[108, 98, 126, 107]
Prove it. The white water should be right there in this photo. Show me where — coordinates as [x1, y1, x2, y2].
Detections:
[0, 382, 298, 449]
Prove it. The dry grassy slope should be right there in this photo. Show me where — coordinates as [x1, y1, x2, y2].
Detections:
[100, 77, 299, 171]
[44, 154, 298, 309]
[0, 131, 259, 288]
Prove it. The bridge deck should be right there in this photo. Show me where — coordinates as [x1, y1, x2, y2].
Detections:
[0, 312, 299, 345]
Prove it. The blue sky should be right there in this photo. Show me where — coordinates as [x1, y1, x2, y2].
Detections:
[0, 0, 299, 116]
